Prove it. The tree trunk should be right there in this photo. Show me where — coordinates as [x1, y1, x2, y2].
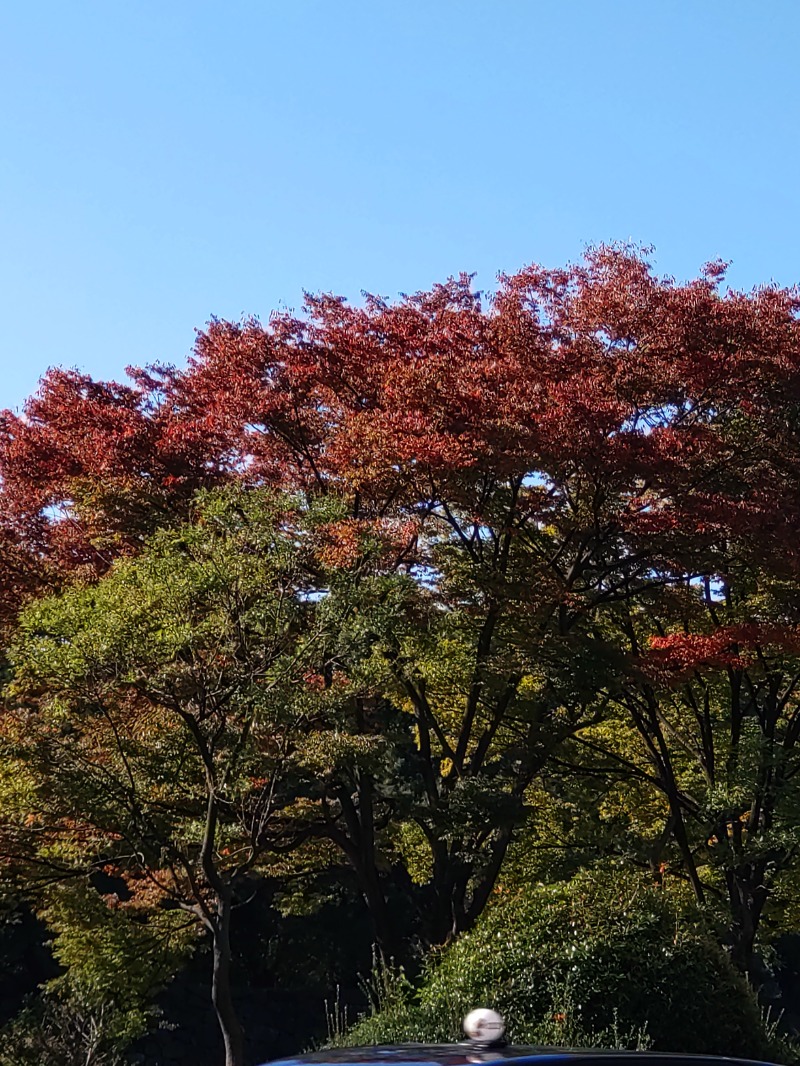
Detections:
[211, 893, 244, 1066]
[359, 858, 398, 963]
[462, 823, 516, 931]
[426, 851, 459, 947]
[726, 867, 768, 979]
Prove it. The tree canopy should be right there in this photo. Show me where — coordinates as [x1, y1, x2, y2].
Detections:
[2, 247, 800, 1064]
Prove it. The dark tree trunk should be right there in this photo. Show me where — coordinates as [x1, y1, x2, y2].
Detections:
[726, 867, 768, 978]
[426, 852, 458, 947]
[211, 893, 244, 1066]
[419, 821, 519, 948]
[462, 823, 516, 930]
[325, 780, 401, 963]
[358, 857, 398, 962]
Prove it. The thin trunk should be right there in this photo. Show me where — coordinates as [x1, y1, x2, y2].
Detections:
[427, 863, 459, 947]
[356, 775, 399, 962]
[641, 692, 706, 904]
[668, 791, 705, 904]
[211, 892, 244, 1066]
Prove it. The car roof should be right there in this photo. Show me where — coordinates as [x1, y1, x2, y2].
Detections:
[263, 1044, 779, 1066]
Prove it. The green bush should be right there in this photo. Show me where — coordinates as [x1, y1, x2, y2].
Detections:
[339, 870, 778, 1059]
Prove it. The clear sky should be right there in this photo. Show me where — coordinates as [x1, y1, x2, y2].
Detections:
[2, 1, 799, 412]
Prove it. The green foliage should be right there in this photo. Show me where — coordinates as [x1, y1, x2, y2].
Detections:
[40, 881, 195, 1046]
[3, 486, 322, 886]
[338, 871, 775, 1058]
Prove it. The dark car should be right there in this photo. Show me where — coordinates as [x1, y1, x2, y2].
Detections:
[263, 1046, 780, 1066]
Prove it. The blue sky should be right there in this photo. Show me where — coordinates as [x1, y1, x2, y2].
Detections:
[2, 1, 799, 412]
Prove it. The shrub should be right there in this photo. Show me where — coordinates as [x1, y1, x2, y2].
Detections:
[339, 870, 776, 1059]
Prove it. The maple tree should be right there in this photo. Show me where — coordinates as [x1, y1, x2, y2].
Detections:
[1, 489, 333, 1066]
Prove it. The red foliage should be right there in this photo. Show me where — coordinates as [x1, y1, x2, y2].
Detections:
[4, 246, 800, 620]
[644, 624, 800, 682]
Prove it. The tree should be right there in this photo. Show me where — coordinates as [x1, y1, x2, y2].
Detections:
[2, 489, 325, 1066]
